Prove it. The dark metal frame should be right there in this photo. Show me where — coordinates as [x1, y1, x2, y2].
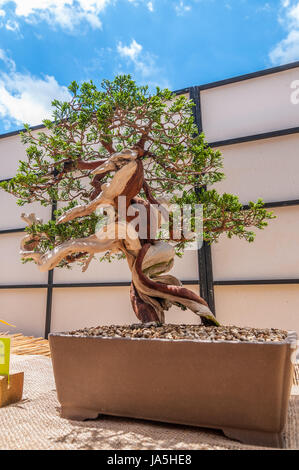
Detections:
[1, 60, 299, 336]
[0, 280, 198, 289]
[189, 86, 215, 312]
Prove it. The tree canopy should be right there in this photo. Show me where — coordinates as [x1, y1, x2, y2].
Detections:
[0, 75, 273, 269]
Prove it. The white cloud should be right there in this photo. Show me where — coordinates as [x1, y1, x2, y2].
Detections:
[0, 0, 113, 30]
[0, 48, 16, 71]
[0, 0, 155, 31]
[117, 39, 156, 79]
[147, 1, 154, 12]
[3, 119, 12, 130]
[5, 19, 19, 31]
[126, 0, 154, 10]
[175, 1, 191, 16]
[117, 39, 143, 61]
[270, 29, 299, 63]
[257, 3, 271, 13]
[287, 1, 299, 26]
[116, 39, 170, 89]
[270, 0, 299, 64]
[0, 49, 71, 128]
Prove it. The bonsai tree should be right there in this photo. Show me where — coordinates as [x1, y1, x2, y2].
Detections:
[0, 76, 273, 327]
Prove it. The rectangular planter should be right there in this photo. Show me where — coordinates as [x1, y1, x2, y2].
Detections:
[49, 331, 297, 448]
[0, 372, 24, 407]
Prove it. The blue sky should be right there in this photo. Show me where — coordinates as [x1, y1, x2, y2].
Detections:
[0, 0, 298, 134]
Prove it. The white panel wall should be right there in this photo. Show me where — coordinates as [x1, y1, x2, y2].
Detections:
[201, 68, 299, 142]
[53, 248, 199, 284]
[51, 285, 201, 333]
[0, 191, 51, 231]
[0, 233, 48, 284]
[200, 66, 299, 336]
[214, 285, 299, 334]
[0, 130, 52, 233]
[0, 289, 47, 337]
[0, 134, 30, 179]
[51, 287, 136, 332]
[53, 257, 132, 283]
[211, 134, 299, 204]
[0, 129, 48, 178]
[212, 206, 299, 281]
[0, 130, 50, 335]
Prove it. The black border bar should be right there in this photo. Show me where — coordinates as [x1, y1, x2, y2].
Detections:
[0, 280, 200, 290]
[189, 86, 207, 303]
[244, 200, 299, 210]
[0, 124, 45, 141]
[190, 86, 215, 313]
[44, 201, 56, 338]
[209, 126, 299, 148]
[198, 60, 299, 91]
[2, 278, 299, 289]
[214, 279, 299, 286]
[0, 228, 25, 234]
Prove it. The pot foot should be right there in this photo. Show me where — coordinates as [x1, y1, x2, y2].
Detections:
[222, 427, 285, 449]
[60, 406, 100, 421]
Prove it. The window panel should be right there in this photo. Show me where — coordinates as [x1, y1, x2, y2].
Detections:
[53, 247, 199, 283]
[51, 285, 202, 333]
[53, 257, 132, 283]
[201, 68, 299, 142]
[211, 135, 299, 204]
[214, 284, 299, 336]
[212, 206, 299, 281]
[0, 233, 48, 284]
[0, 191, 51, 231]
[0, 288, 47, 337]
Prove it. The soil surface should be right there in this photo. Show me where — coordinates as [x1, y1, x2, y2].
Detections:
[67, 323, 288, 343]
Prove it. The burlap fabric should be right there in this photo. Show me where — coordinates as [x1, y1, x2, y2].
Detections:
[0, 354, 297, 450]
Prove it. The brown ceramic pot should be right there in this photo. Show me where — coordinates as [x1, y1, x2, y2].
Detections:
[49, 331, 297, 448]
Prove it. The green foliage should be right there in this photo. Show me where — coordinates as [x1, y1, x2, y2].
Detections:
[23, 209, 101, 267]
[171, 190, 274, 244]
[0, 75, 274, 268]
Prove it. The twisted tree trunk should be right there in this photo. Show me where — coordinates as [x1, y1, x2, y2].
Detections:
[20, 150, 219, 327]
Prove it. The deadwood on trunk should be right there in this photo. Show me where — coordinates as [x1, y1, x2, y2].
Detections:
[20, 150, 218, 326]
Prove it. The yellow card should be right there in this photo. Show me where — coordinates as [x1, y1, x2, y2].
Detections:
[0, 338, 11, 380]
